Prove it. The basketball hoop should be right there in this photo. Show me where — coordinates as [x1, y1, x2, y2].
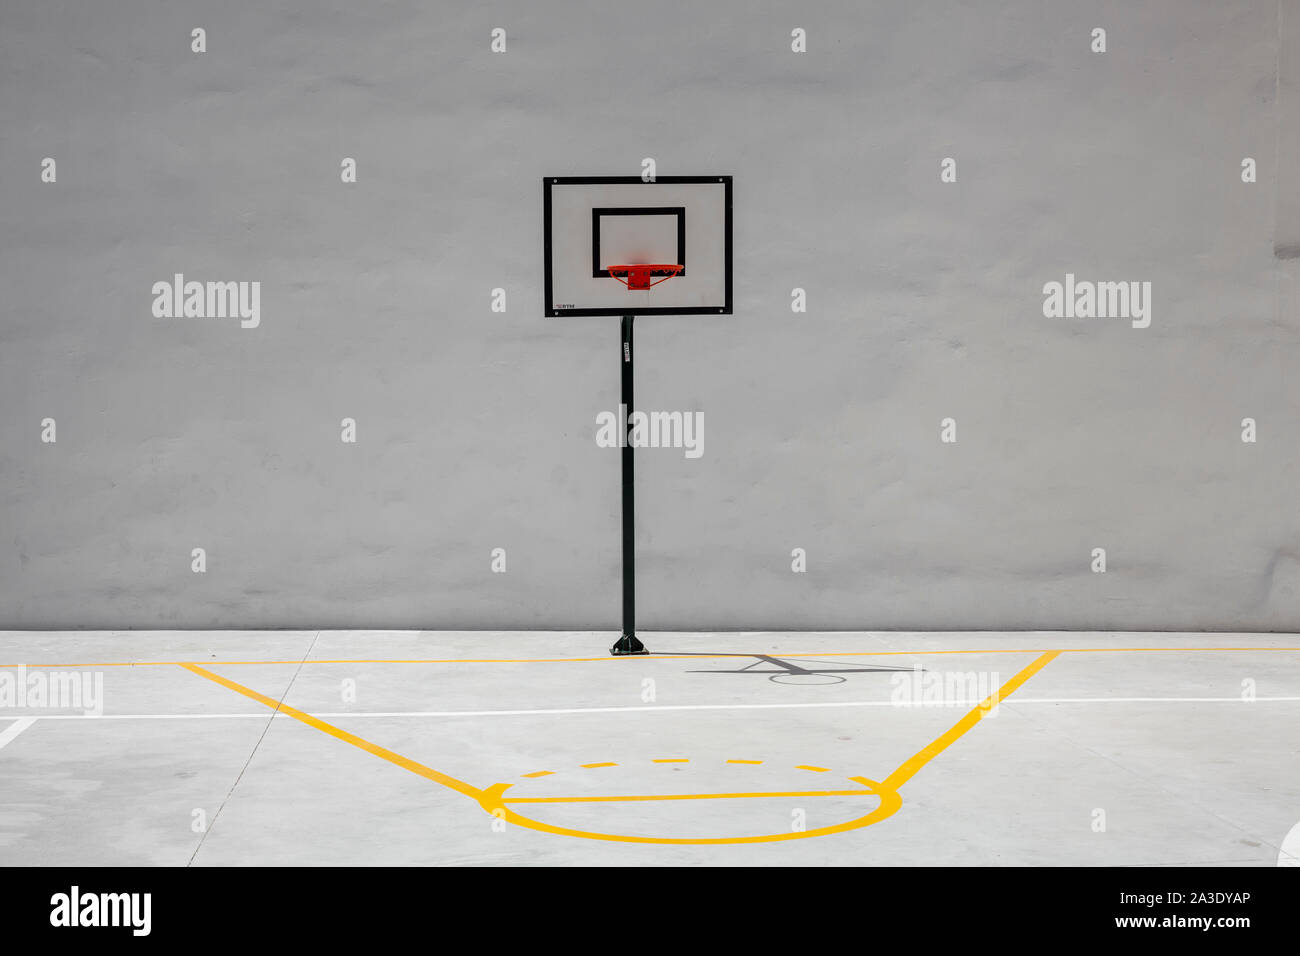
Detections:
[606, 264, 683, 291]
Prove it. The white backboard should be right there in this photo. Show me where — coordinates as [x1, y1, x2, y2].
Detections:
[543, 176, 732, 316]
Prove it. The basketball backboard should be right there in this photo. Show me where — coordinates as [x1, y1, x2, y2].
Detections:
[543, 176, 732, 316]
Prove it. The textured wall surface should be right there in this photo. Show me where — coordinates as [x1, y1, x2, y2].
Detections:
[1, 0, 1297, 630]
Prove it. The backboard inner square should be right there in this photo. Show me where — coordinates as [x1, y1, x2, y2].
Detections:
[595, 211, 683, 276]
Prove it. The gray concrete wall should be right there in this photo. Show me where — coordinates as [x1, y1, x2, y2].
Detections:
[1, 0, 1297, 630]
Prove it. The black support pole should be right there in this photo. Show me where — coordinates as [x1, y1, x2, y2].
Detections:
[611, 314, 648, 655]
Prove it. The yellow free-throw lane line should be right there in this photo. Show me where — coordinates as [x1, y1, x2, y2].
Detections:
[881, 650, 1059, 791]
[504, 788, 879, 804]
[178, 650, 1060, 845]
[177, 663, 482, 800]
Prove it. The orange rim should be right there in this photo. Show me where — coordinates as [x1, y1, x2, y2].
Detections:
[606, 264, 683, 289]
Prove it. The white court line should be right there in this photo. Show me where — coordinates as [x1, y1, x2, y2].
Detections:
[0, 717, 37, 749]
[11, 695, 1300, 721]
[1011, 697, 1300, 704]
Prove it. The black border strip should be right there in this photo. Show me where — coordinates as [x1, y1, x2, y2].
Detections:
[542, 176, 732, 317]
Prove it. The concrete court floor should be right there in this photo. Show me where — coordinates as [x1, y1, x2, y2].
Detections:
[0, 630, 1297, 867]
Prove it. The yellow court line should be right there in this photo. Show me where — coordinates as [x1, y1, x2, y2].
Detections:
[177, 663, 483, 800]
[796, 765, 830, 772]
[521, 771, 553, 778]
[4, 644, 1298, 670]
[174, 650, 1061, 845]
[653, 758, 690, 763]
[725, 759, 762, 765]
[880, 650, 1059, 792]
[1, 656, 620, 668]
[504, 788, 878, 805]
[580, 762, 617, 769]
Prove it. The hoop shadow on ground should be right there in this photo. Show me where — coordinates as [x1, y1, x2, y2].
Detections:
[673, 653, 917, 686]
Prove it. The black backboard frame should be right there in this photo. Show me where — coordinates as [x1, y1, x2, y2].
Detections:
[543, 176, 732, 317]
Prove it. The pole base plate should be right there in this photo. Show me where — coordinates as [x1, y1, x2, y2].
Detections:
[610, 634, 649, 656]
